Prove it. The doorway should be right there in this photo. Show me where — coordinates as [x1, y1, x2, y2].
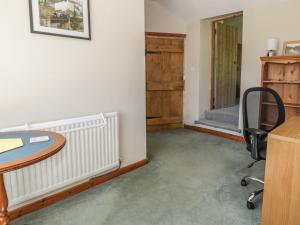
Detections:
[211, 14, 243, 110]
[195, 13, 243, 133]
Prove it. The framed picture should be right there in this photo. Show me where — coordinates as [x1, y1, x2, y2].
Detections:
[283, 41, 300, 56]
[29, 0, 91, 40]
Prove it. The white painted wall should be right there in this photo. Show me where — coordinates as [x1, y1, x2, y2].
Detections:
[144, 0, 211, 124]
[184, 21, 211, 124]
[198, 20, 212, 119]
[189, 0, 300, 128]
[238, 0, 300, 128]
[184, 23, 200, 123]
[0, 0, 147, 167]
[146, 0, 300, 128]
[145, 0, 186, 34]
[149, 0, 288, 22]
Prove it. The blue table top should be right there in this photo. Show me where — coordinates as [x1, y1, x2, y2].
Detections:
[0, 133, 55, 164]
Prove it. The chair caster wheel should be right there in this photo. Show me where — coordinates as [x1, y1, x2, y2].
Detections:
[241, 179, 248, 186]
[247, 201, 255, 210]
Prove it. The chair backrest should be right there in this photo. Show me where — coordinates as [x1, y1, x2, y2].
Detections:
[242, 87, 285, 145]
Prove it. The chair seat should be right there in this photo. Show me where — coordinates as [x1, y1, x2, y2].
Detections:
[247, 141, 267, 160]
[259, 148, 266, 160]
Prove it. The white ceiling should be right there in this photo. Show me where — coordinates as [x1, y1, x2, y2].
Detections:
[151, 0, 288, 22]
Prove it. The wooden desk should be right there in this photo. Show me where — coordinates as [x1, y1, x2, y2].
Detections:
[262, 117, 300, 225]
[0, 131, 65, 225]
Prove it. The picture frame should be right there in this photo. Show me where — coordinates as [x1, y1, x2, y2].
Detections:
[283, 40, 300, 56]
[29, 0, 91, 40]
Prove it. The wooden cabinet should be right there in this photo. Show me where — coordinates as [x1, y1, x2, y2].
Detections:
[260, 56, 300, 130]
[262, 117, 300, 225]
[146, 33, 186, 132]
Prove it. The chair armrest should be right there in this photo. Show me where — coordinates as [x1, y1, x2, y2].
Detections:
[245, 128, 267, 160]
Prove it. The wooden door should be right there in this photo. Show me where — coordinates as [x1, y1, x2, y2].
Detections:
[146, 34, 185, 132]
[214, 23, 239, 109]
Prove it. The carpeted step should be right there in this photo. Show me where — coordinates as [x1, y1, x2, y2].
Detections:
[195, 119, 241, 133]
[204, 105, 239, 126]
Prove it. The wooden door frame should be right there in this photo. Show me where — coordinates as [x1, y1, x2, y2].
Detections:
[210, 11, 243, 110]
[145, 32, 186, 38]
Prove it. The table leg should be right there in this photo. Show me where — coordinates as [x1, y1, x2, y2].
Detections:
[0, 174, 9, 225]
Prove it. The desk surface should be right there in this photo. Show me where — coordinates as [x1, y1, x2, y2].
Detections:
[0, 131, 65, 173]
[269, 117, 300, 144]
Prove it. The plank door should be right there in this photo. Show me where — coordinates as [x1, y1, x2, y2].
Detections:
[214, 23, 239, 109]
[146, 35, 185, 132]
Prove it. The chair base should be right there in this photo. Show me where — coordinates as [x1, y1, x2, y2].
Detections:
[241, 176, 264, 210]
[241, 176, 264, 186]
[247, 189, 264, 209]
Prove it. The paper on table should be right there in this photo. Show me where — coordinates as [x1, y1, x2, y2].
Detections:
[0, 139, 24, 153]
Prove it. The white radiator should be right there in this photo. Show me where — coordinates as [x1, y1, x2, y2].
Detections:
[1, 112, 119, 208]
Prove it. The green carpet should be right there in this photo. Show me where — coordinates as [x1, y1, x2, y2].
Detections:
[12, 129, 263, 225]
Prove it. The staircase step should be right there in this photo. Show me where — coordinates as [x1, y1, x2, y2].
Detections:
[195, 119, 241, 133]
[204, 105, 239, 126]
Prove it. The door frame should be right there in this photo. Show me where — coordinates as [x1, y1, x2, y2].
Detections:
[210, 11, 243, 110]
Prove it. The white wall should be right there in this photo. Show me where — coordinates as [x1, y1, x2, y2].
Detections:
[198, 20, 212, 119]
[0, 0, 147, 167]
[145, 0, 203, 124]
[184, 23, 200, 123]
[184, 21, 211, 124]
[239, 0, 300, 128]
[145, 0, 211, 124]
[186, 0, 300, 128]
[146, 0, 300, 128]
[145, 0, 186, 34]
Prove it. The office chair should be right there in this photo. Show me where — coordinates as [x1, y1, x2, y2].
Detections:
[241, 87, 285, 209]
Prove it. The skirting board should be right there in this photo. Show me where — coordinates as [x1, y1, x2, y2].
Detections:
[184, 124, 245, 143]
[9, 158, 149, 221]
